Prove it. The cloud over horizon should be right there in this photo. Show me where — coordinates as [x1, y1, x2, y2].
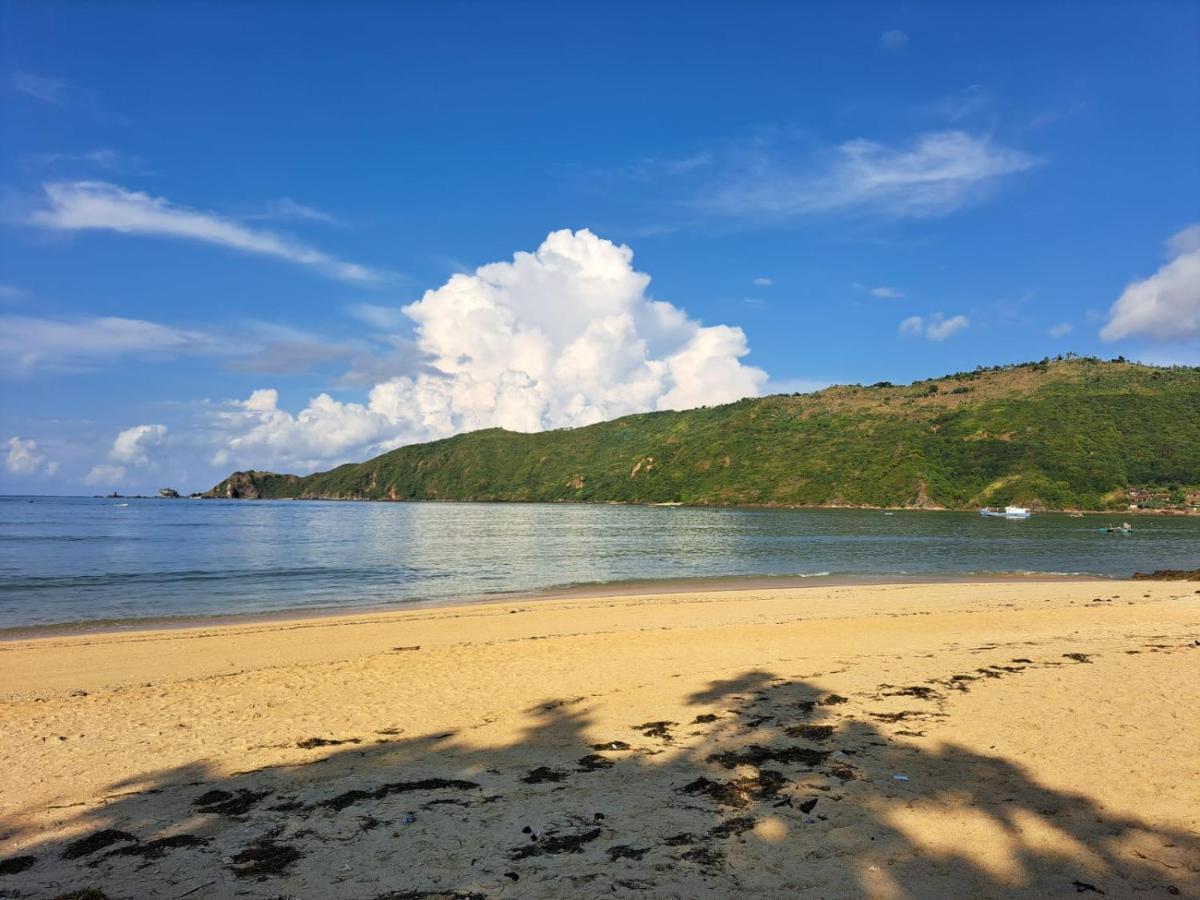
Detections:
[212, 229, 769, 471]
[1101, 224, 1200, 342]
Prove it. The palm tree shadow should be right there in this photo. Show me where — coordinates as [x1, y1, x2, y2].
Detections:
[1, 670, 1196, 898]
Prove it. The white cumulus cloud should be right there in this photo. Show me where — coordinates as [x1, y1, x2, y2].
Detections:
[110, 424, 168, 465]
[899, 313, 969, 341]
[1101, 224, 1200, 342]
[5, 436, 54, 475]
[29, 182, 379, 283]
[212, 229, 768, 472]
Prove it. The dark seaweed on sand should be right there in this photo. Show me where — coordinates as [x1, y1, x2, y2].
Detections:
[318, 778, 479, 811]
[61, 830, 137, 860]
[510, 827, 602, 860]
[0, 854, 37, 875]
[229, 838, 303, 878]
[707, 744, 829, 769]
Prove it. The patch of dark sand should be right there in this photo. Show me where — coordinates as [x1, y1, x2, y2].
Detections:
[708, 744, 829, 770]
[229, 838, 303, 878]
[819, 694, 849, 706]
[784, 724, 835, 741]
[319, 778, 479, 812]
[193, 788, 270, 816]
[296, 736, 362, 749]
[510, 828, 602, 860]
[62, 829, 137, 860]
[0, 854, 36, 875]
[679, 769, 788, 807]
[51, 890, 110, 900]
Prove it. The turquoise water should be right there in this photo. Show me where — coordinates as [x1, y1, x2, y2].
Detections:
[1, 496, 1197, 630]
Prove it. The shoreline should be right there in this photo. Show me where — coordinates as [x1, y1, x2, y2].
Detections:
[7, 493, 1199, 515]
[0, 570, 1111, 642]
[1, 578, 1197, 898]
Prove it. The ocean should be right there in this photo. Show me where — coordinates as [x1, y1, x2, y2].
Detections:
[1, 495, 1197, 631]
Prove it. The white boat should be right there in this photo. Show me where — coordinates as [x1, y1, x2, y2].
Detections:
[980, 506, 1031, 519]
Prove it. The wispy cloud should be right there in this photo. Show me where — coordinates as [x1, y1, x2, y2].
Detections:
[28, 182, 382, 283]
[853, 282, 905, 299]
[1101, 224, 1200, 342]
[1048, 322, 1073, 338]
[880, 30, 909, 51]
[752, 276, 773, 287]
[243, 197, 342, 226]
[899, 313, 969, 341]
[23, 149, 147, 175]
[0, 314, 210, 376]
[10, 72, 126, 123]
[703, 131, 1039, 220]
[11, 72, 69, 104]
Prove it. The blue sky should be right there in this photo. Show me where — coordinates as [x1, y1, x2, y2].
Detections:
[2, 2, 1198, 494]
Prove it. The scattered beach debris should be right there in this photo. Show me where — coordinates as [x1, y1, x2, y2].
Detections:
[632, 720, 676, 740]
[590, 740, 630, 751]
[391, 645, 421, 652]
[297, 736, 361, 749]
[708, 816, 756, 838]
[707, 744, 829, 769]
[883, 685, 940, 700]
[692, 713, 719, 723]
[228, 838, 303, 878]
[679, 769, 788, 807]
[1063, 653, 1093, 664]
[893, 774, 910, 782]
[318, 778, 479, 811]
[61, 829, 137, 860]
[49, 890, 110, 900]
[0, 854, 36, 875]
[1072, 880, 1105, 894]
[819, 694, 849, 706]
[799, 797, 819, 813]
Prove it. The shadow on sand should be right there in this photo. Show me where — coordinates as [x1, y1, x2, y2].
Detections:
[0, 669, 1196, 898]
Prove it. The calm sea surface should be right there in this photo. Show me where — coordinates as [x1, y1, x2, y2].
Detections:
[1, 496, 1197, 630]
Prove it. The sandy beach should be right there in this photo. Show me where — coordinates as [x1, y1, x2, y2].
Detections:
[1, 580, 1197, 899]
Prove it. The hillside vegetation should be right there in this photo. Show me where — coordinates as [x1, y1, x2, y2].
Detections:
[207, 359, 1200, 511]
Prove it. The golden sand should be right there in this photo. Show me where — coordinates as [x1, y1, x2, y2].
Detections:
[1, 580, 1197, 898]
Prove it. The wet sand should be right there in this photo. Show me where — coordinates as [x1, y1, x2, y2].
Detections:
[0, 580, 1197, 898]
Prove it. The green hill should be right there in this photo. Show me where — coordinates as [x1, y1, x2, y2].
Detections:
[206, 358, 1200, 511]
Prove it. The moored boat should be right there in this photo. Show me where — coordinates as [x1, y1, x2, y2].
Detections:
[980, 506, 1032, 519]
